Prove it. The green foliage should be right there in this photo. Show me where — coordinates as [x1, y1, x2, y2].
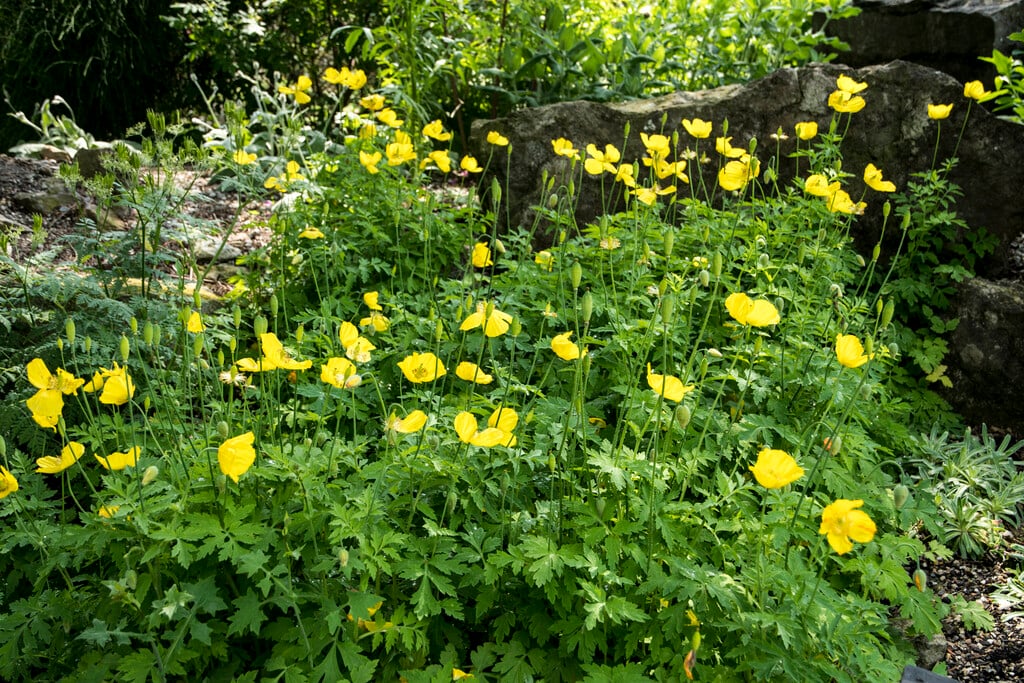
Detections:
[0, 0, 187, 150]
[909, 426, 1024, 558]
[2, 63, 1009, 682]
[980, 29, 1024, 124]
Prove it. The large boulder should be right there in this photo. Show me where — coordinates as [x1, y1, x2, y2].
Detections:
[471, 60, 1024, 278]
[820, 0, 1024, 86]
[947, 277, 1024, 432]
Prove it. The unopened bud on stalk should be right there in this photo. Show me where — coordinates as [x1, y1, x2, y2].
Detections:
[901, 212, 912, 230]
[217, 421, 230, 439]
[753, 335, 762, 355]
[120, 335, 130, 362]
[571, 261, 583, 289]
[494, 238, 506, 254]
[893, 484, 910, 509]
[913, 568, 928, 592]
[582, 290, 594, 325]
[435, 320, 444, 341]
[661, 293, 675, 326]
[872, 244, 881, 262]
[699, 270, 710, 288]
[663, 230, 674, 259]
[193, 335, 204, 359]
[229, 337, 237, 353]
[130, 317, 138, 335]
[582, 352, 592, 376]
[855, 254, 866, 268]
[757, 253, 770, 270]
[883, 201, 891, 218]
[84, 337, 92, 353]
[707, 348, 723, 358]
[254, 315, 268, 337]
[143, 321, 154, 345]
[269, 293, 279, 319]
[674, 404, 691, 430]
[864, 337, 873, 356]
[510, 318, 522, 337]
[490, 177, 502, 205]
[711, 252, 722, 278]
[144, 395, 151, 411]
[217, 348, 224, 366]
[623, 121, 631, 138]
[0, 436, 6, 458]
[658, 278, 669, 297]
[547, 193, 559, 209]
[880, 300, 895, 329]
[295, 324, 304, 343]
[232, 305, 242, 329]
[193, 289, 202, 309]
[141, 465, 159, 486]
[568, 180, 575, 198]
[65, 318, 76, 346]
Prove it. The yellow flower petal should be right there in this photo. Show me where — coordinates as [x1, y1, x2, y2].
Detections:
[218, 432, 256, 484]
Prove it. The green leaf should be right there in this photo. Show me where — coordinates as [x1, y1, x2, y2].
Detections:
[116, 651, 158, 683]
[227, 590, 266, 636]
[338, 641, 377, 683]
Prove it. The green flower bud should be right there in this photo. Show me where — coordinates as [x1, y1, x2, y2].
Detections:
[882, 201, 891, 218]
[881, 300, 895, 329]
[913, 568, 928, 592]
[56, 337, 63, 351]
[232, 305, 242, 329]
[594, 497, 606, 519]
[217, 348, 224, 366]
[582, 352, 592, 376]
[711, 252, 722, 278]
[901, 211, 912, 230]
[193, 289, 202, 310]
[490, 177, 502, 206]
[143, 321, 154, 346]
[707, 348, 723, 358]
[660, 293, 675, 326]
[84, 337, 92, 353]
[856, 254, 866, 268]
[663, 230, 675, 259]
[141, 465, 159, 486]
[217, 421, 230, 439]
[193, 334, 204, 359]
[130, 317, 138, 335]
[864, 337, 873, 355]
[757, 253, 770, 270]
[144, 395, 151, 412]
[254, 315, 268, 337]
[295, 324, 304, 344]
[547, 193, 559, 209]
[435, 320, 444, 341]
[582, 290, 594, 325]
[269, 293, 279, 319]
[674, 404, 691, 430]
[889, 342, 899, 357]
[229, 337, 237, 353]
[893, 484, 910, 509]
[510, 318, 522, 337]
[753, 335, 762, 355]
[65, 318, 76, 346]
[120, 335, 130, 361]
[0, 436, 6, 458]
[699, 270, 710, 288]
[571, 261, 583, 290]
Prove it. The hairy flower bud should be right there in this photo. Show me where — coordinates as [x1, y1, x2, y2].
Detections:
[880, 300, 895, 329]
[913, 568, 928, 592]
[141, 465, 159, 486]
[660, 294, 675, 326]
[269, 293, 279, 319]
[699, 270, 710, 288]
[254, 315, 268, 337]
[663, 230, 674, 259]
[232, 305, 242, 329]
[571, 262, 583, 290]
[120, 335, 130, 362]
[711, 252, 722, 279]
[143, 321, 154, 346]
[893, 484, 910, 509]
[674, 404, 692, 430]
[65, 318, 76, 346]
[582, 291, 594, 325]
[217, 420, 230, 439]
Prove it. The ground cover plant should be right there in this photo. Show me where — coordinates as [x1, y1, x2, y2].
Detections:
[0, 68, 1006, 682]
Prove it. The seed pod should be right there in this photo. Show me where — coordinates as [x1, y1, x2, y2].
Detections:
[0, 436, 6, 458]
[594, 497, 606, 519]
[882, 201, 891, 218]
[84, 337, 92, 354]
[193, 289, 202, 310]
[233, 305, 242, 329]
[217, 348, 225, 366]
[295, 324, 304, 343]
[130, 317, 138, 335]
[864, 337, 873, 355]
[872, 244, 880, 261]
[510, 318, 522, 337]
[193, 335, 204, 359]
[582, 352, 592, 376]
[490, 177, 502, 205]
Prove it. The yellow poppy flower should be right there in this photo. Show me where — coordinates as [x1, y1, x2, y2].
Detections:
[324, 67, 367, 89]
[749, 447, 804, 488]
[360, 312, 390, 332]
[460, 156, 483, 173]
[95, 446, 141, 471]
[534, 250, 554, 270]
[359, 150, 382, 174]
[36, 441, 85, 474]
[828, 90, 866, 114]
[551, 137, 579, 158]
[278, 75, 312, 104]
[928, 103, 953, 120]
[454, 412, 506, 447]
[397, 352, 446, 383]
[218, 432, 256, 484]
[232, 149, 257, 165]
[794, 121, 818, 140]
[835, 74, 868, 94]
[835, 333, 873, 368]
[0, 466, 19, 499]
[486, 131, 509, 147]
[725, 292, 780, 327]
[299, 227, 325, 239]
[714, 137, 745, 159]
[681, 118, 713, 139]
[363, 291, 382, 311]
[819, 499, 876, 555]
[640, 132, 671, 159]
[321, 357, 358, 388]
[718, 156, 759, 191]
[186, 311, 205, 333]
[420, 150, 452, 173]
[386, 409, 428, 434]
[98, 363, 136, 405]
[584, 143, 621, 175]
[422, 119, 452, 141]
[455, 361, 493, 384]
[386, 131, 416, 166]
[471, 242, 493, 268]
[825, 188, 866, 215]
[460, 302, 512, 338]
[551, 331, 581, 360]
[375, 108, 404, 128]
[98, 505, 120, 519]
[963, 80, 990, 101]
[359, 94, 386, 111]
[804, 174, 839, 197]
[863, 163, 896, 192]
[339, 322, 376, 363]
[646, 364, 693, 402]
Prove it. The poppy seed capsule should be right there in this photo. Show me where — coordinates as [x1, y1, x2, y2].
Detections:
[660, 294, 675, 325]
[130, 317, 138, 335]
[143, 321, 154, 345]
[232, 305, 242, 329]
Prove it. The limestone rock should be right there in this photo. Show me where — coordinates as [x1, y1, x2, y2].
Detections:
[821, 0, 1024, 85]
[946, 277, 1024, 431]
[472, 60, 1024, 278]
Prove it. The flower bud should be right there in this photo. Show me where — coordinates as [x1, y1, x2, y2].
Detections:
[893, 484, 910, 509]
[663, 230, 674, 259]
[490, 177, 502, 207]
[872, 244, 880, 262]
[888, 342, 899, 357]
[594, 497, 606, 519]
[757, 253, 770, 270]
[65, 318, 76, 346]
[144, 395, 151, 411]
[217, 348, 225, 366]
[130, 317, 138, 335]
[913, 568, 928, 592]
[143, 321, 154, 346]
[56, 337, 63, 351]
[582, 352, 592, 376]
[435, 320, 444, 341]
[711, 252, 722, 279]
[882, 201, 891, 218]
[753, 335, 762, 355]
[901, 211, 912, 231]
[295, 324, 304, 344]
[269, 293, 279, 319]
[823, 435, 842, 454]
[0, 436, 6, 458]
[233, 305, 242, 329]
[864, 337, 873, 356]
[193, 334, 204, 359]
[660, 293, 675, 326]
[855, 254, 866, 268]
[582, 290, 594, 325]
[217, 421, 230, 439]
[141, 465, 159, 486]
[254, 315, 268, 337]
[229, 337, 237, 353]
[120, 335, 131, 362]
[547, 193, 559, 209]
[674, 404, 691, 430]
[84, 336, 92, 353]
[193, 289, 202, 310]
[510, 318, 522, 337]
[571, 262, 583, 290]
[699, 270, 710, 288]
[880, 300, 895, 329]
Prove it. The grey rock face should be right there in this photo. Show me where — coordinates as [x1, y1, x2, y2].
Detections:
[473, 60, 1024, 278]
